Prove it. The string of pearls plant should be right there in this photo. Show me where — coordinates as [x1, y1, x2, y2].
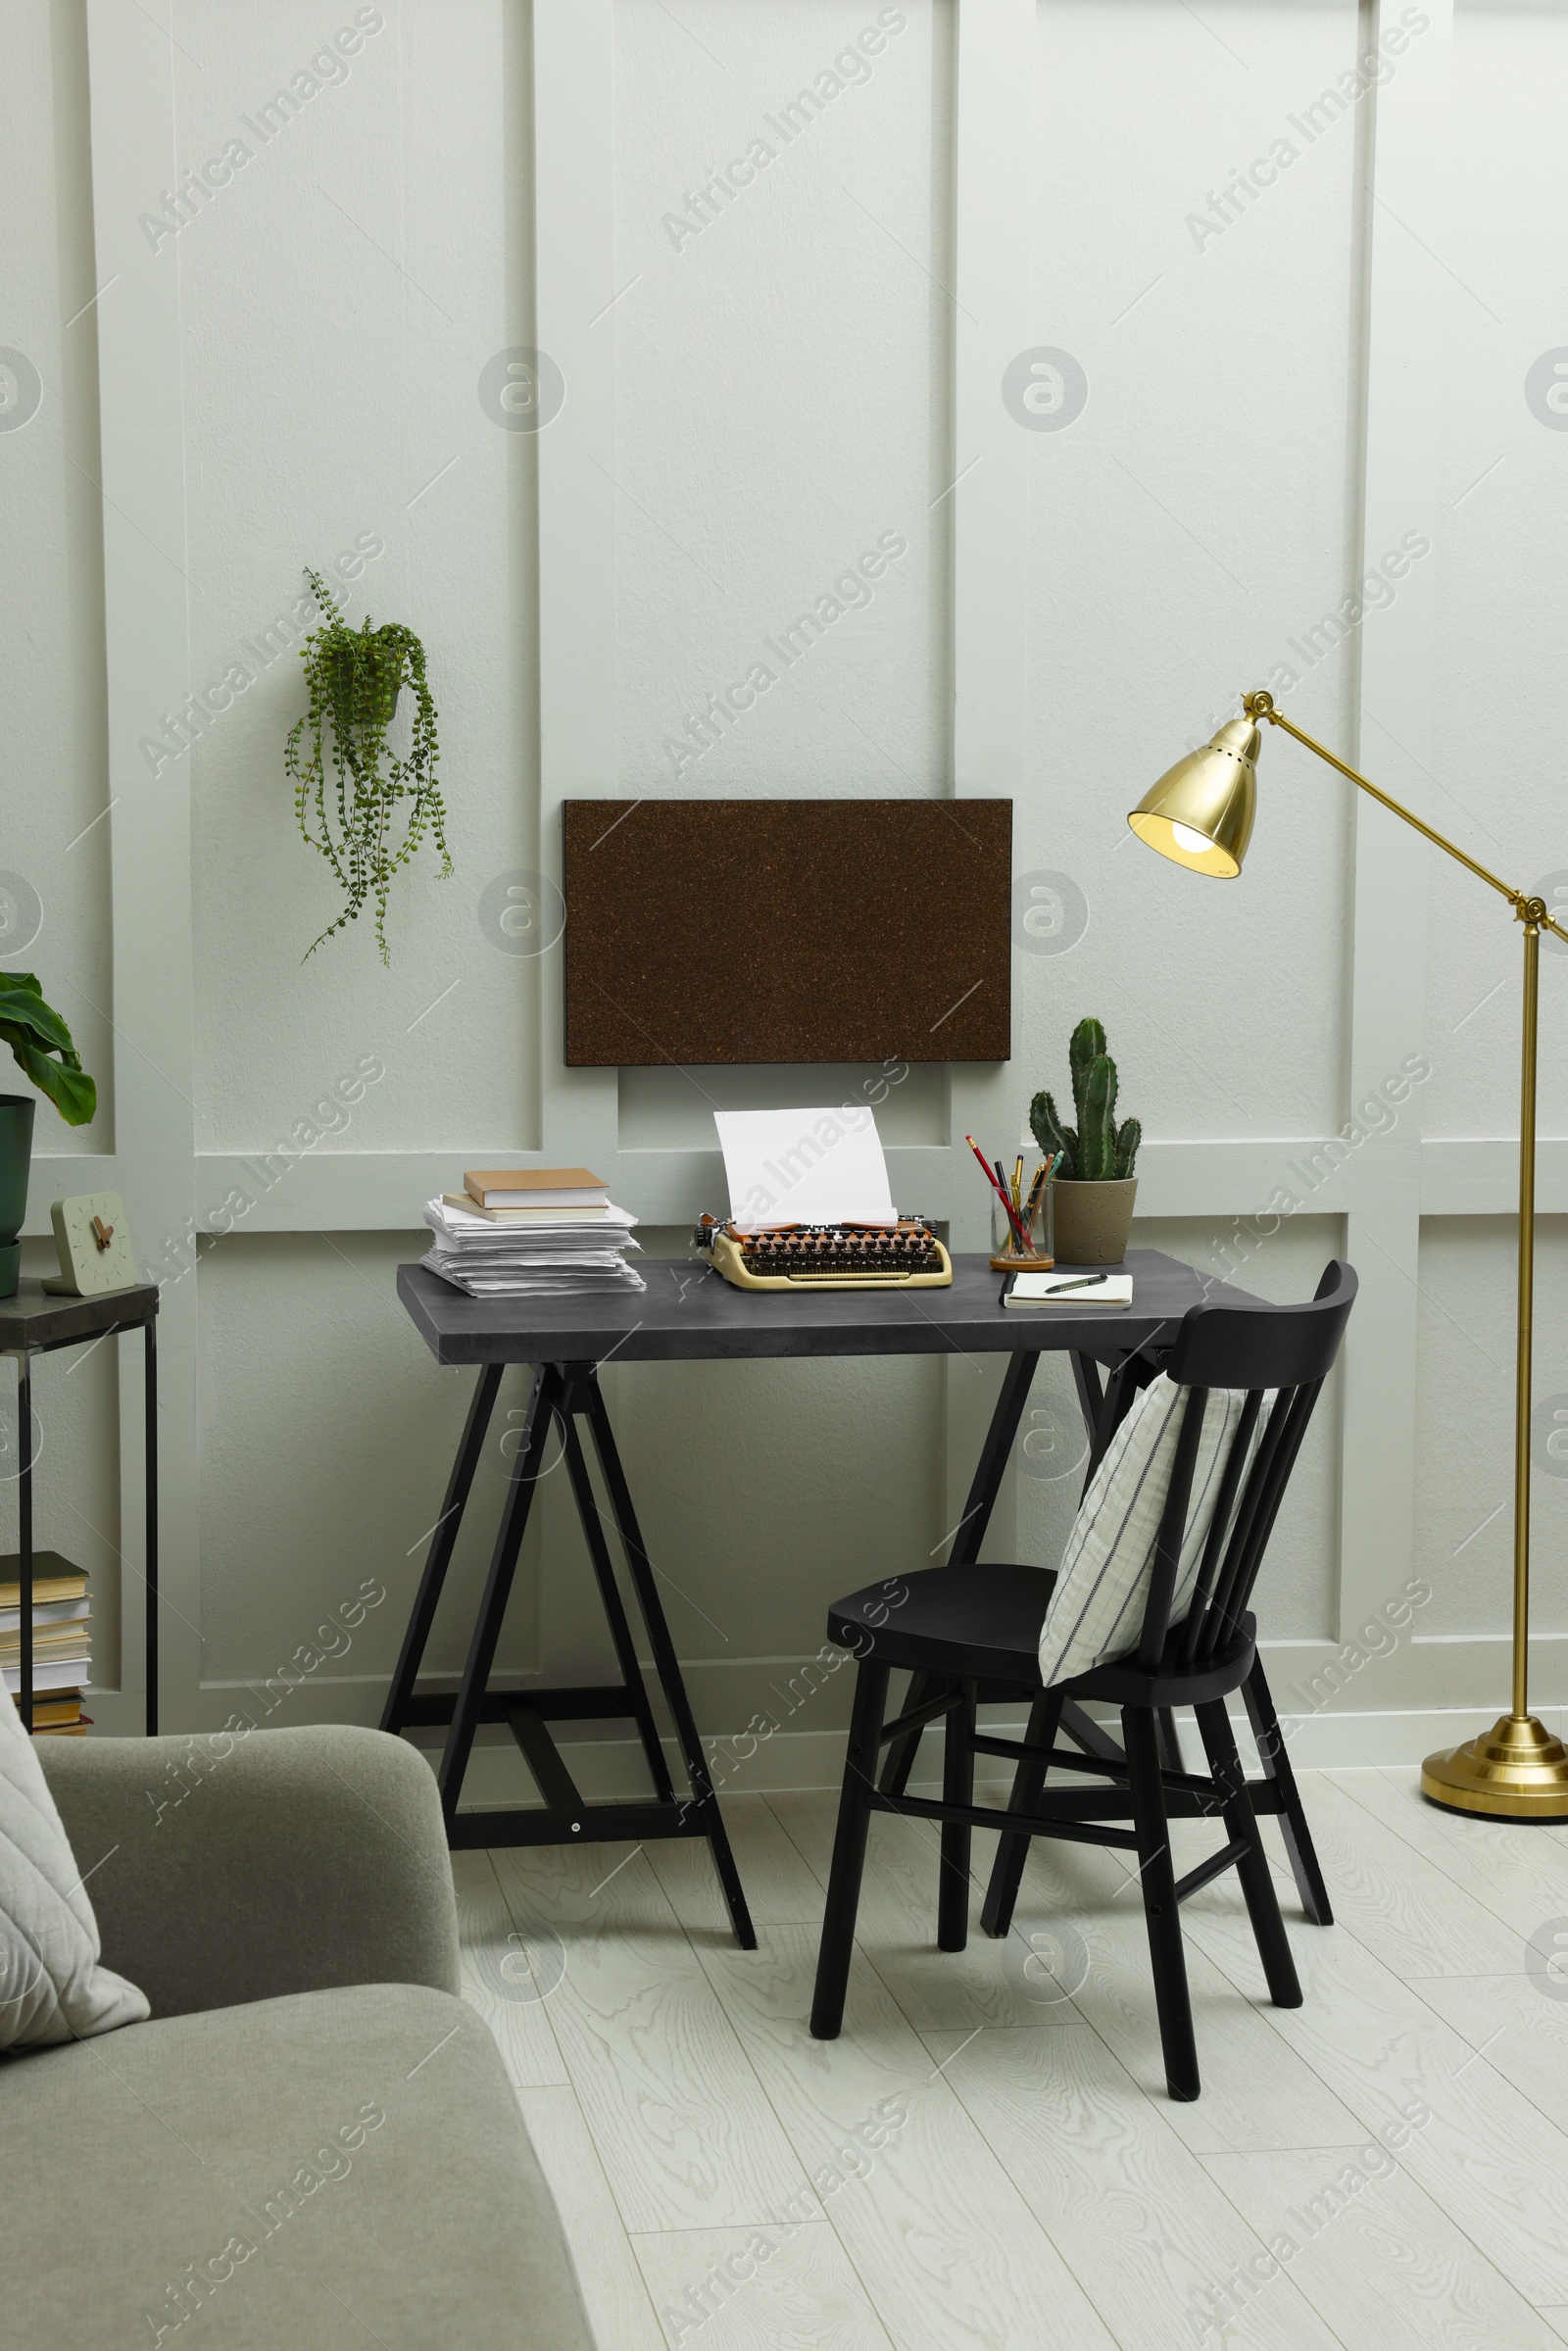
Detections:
[285, 569, 451, 961]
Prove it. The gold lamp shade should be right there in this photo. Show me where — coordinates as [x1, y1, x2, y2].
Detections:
[1127, 714, 1260, 877]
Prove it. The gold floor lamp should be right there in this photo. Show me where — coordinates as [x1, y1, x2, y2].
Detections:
[1129, 687, 1568, 1822]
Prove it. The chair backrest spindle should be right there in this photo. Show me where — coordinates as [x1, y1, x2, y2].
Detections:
[1136, 1388, 1209, 1671]
[1177, 1388, 1261, 1669]
[1129, 1262, 1356, 1670]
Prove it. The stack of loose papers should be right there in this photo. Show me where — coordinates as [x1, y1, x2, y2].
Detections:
[420, 1196, 645, 1298]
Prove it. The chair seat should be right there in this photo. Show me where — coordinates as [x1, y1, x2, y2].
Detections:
[828, 1567, 1259, 1708]
[828, 1563, 1057, 1685]
[1071, 1612, 1257, 1708]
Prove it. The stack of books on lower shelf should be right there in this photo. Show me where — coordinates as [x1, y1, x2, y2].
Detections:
[422, 1168, 645, 1298]
[3, 1550, 92, 1734]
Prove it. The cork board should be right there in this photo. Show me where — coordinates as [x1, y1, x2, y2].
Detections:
[563, 799, 1012, 1066]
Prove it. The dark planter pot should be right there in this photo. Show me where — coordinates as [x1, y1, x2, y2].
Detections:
[0, 1093, 35, 1298]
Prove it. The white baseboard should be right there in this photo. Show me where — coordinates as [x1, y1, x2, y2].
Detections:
[432, 1700, 1566, 1812]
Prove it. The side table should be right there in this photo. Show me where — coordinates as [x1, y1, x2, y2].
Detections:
[0, 1280, 160, 1734]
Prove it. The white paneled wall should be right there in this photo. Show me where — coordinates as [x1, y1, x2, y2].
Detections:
[1, 0, 1563, 1775]
[1025, 0, 1365, 1147]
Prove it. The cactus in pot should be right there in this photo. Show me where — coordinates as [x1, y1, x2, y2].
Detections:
[1029, 1016, 1141, 1182]
[1029, 1017, 1142, 1265]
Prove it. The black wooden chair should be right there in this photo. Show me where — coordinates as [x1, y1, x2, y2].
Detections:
[808, 1260, 1356, 2101]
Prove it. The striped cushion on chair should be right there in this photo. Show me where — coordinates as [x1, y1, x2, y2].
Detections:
[1038, 1376, 1264, 1689]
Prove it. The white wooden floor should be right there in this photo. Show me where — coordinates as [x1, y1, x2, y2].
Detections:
[454, 1767, 1568, 2351]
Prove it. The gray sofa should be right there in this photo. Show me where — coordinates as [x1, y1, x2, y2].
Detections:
[5, 1725, 595, 2350]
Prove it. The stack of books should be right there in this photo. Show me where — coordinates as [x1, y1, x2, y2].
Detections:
[3, 1551, 92, 1734]
[421, 1168, 645, 1298]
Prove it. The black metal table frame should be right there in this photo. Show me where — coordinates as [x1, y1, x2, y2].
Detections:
[8, 1307, 159, 1735]
[381, 1355, 757, 1932]
[382, 1321, 1329, 1949]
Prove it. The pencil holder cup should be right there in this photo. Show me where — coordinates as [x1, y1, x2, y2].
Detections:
[990, 1183, 1054, 1273]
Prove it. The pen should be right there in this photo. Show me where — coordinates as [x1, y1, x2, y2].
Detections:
[1012, 1155, 1023, 1215]
[964, 1135, 1030, 1251]
[1049, 1272, 1108, 1294]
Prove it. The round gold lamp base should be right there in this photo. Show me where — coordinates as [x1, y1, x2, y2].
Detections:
[1421, 1714, 1568, 1822]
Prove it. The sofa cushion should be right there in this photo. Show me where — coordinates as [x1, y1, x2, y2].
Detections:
[1, 1981, 594, 2350]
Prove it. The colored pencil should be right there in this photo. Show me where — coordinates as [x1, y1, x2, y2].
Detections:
[994, 1158, 1028, 1249]
[964, 1135, 1028, 1247]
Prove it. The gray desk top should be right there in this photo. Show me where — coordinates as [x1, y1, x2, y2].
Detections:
[397, 1249, 1247, 1368]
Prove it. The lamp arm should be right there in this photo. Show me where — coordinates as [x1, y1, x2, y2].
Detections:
[1243, 690, 1567, 944]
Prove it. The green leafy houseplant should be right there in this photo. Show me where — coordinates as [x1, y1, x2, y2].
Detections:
[285, 569, 451, 961]
[0, 974, 96, 1126]
[0, 974, 95, 1298]
[1030, 1016, 1141, 1182]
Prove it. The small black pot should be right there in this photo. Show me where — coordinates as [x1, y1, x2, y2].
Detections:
[0, 1093, 35, 1298]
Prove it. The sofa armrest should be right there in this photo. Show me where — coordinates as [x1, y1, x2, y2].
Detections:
[38, 1724, 459, 2019]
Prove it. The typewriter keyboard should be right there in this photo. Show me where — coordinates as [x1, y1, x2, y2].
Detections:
[734, 1221, 940, 1278]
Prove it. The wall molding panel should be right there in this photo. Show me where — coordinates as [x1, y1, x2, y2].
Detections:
[1333, 0, 1452, 1643]
[60, 0, 1564, 1760]
[83, 0, 199, 1735]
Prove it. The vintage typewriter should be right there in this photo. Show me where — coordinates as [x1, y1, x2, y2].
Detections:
[694, 1212, 952, 1291]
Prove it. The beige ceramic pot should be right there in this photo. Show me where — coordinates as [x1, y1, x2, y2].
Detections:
[1051, 1177, 1138, 1268]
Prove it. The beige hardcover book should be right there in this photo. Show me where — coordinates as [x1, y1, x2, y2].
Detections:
[11, 1693, 81, 1727]
[464, 1168, 608, 1208]
[0, 1595, 90, 1633]
[0, 1621, 92, 1656]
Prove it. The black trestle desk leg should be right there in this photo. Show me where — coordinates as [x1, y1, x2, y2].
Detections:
[810, 1658, 890, 2039]
[437, 1365, 556, 1830]
[144, 1320, 159, 1738]
[876, 1670, 938, 1803]
[558, 1384, 675, 1804]
[1069, 1352, 1105, 1469]
[18, 1351, 32, 1735]
[580, 1367, 756, 1950]
[382, 1361, 504, 1736]
[879, 1350, 1039, 1799]
[980, 1685, 1063, 1939]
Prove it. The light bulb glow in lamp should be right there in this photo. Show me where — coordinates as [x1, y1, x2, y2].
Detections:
[1129, 688, 1568, 1822]
[1127, 712, 1259, 877]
